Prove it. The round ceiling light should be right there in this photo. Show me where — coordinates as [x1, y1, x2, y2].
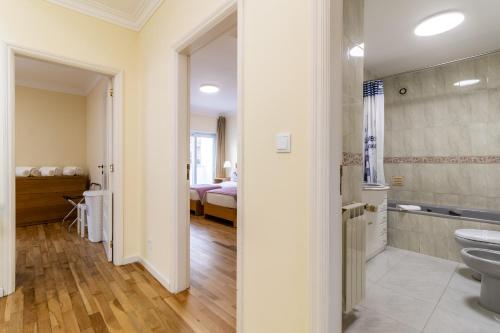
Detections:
[200, 84, 220, 94]
[414, 11, 465, 37]
[453, 79, 480, 87]
[349, 43, 365, 58]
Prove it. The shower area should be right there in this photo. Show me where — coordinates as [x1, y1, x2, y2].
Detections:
[384, 52, 500, 260]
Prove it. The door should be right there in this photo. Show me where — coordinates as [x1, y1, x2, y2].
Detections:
[189, 132, 216, 185]
[102, 79, 113, 261]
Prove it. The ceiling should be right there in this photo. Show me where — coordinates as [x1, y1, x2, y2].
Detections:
[15, 55, 105, 96]
[365, 0, 500, 78]
[190, 31, 237, 116]
[46, 0, 163, 31]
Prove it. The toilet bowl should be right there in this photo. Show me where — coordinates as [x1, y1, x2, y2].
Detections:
[461, 248, 500, 314]
[454, 229, 500, 280]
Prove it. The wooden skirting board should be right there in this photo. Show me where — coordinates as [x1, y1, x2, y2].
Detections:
[16, 176, 88, 227]
[204, 202, 237, 227]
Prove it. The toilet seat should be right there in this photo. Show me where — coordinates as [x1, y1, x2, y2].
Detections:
[455, 229, 500, 245]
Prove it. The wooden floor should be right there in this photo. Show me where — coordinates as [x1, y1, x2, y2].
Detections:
[0, 216, 236, 333]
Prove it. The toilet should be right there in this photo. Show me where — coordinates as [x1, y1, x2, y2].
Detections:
[461, 248, 500, 314]
[454, 229, 500, 280]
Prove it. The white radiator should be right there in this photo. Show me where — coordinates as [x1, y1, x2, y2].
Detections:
[342, 202, 366, 314]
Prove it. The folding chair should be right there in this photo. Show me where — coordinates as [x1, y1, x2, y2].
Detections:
[63, 182, 101, 231]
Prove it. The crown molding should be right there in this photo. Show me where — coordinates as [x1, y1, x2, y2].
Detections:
[46, 0, 163, 31]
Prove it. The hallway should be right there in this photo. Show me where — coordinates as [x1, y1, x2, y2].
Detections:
[0, 217, 236, 332]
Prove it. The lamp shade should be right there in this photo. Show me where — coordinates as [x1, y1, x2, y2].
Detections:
[223, 161, 232, 168]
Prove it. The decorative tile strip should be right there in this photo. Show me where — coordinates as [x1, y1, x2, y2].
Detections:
[343, 152, 363, 166]
[384, 155, 500, 164]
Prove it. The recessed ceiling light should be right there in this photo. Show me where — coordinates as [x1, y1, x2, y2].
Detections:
[414, 11, 465, 37]
[200, 84, 219, 94]
[453, 79, 480, 87]
[349, 43, 365, 58]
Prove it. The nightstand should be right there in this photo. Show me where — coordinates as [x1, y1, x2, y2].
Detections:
[213, 177, 230, 184]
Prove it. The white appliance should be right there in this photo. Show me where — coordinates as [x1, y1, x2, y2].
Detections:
[362, 185, 389, 260]
[83, 190, 105, 242]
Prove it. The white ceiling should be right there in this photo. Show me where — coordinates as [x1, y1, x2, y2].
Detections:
[190, 32, 237, 116]
[15, 55, 105, 96]
[46, 0, 163, 31]
[365, 0, 500, 78]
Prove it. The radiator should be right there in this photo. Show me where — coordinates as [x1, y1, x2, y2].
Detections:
[342, 202, 366, 314]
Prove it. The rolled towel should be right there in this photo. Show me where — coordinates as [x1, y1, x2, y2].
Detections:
[30, 168, 41, 177]
[39, 166, 62, 177]
[63, 166, 84, 176]
[397, 204, 421, 211]
[16, 167, 32, 177]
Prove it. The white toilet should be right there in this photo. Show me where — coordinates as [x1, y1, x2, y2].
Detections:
[461, 248, 500, 314]
[454, 229, 500, 280]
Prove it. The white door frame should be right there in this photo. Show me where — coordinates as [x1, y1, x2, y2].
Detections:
[170, 0, 343, 332]
[0, 44, 125, 296]
[169, 0, 241, 327]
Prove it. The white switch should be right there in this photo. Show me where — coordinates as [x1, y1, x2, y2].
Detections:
[276, 133, 291, 153]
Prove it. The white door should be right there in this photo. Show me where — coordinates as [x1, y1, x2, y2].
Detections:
[102, 79, 113, 261]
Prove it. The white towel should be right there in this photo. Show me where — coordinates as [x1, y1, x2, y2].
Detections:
[39, 166, 62, 177]
[63, 166, 84, 176]
[16, 167, 33, 177]
[397, 204, 421, 211]
[30, 168, 41, 177]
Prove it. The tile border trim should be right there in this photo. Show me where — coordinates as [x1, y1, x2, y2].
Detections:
[384, 155, 500, 164]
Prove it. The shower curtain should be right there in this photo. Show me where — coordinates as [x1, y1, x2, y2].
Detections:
[363, 80, 385, 184]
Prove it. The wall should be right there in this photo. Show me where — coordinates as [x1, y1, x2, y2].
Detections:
[190, 113, 217, 133]
[384, 52, 500, 211]
[139, 0, 311, 331]
[15, 86, 87, 168]
[86, 77, 108, 185]
[342, 0, 364, 204]
[0, 0, 141, 292]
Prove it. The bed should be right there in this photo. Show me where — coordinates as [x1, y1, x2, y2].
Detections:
[190, 184, 222, 215]
[204, 182, 237, 227]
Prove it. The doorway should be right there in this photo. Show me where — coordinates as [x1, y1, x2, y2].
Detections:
[0, 45, 124, 296]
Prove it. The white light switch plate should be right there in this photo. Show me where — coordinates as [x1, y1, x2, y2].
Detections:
[276, 133, 291, 153]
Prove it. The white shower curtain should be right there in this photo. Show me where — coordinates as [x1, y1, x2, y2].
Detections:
[363, 80, 385, 185]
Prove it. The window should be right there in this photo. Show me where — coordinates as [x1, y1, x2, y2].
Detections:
[190, 132, 216, 185]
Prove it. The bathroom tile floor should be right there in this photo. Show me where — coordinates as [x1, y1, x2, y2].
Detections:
[343, 247, 500, 333]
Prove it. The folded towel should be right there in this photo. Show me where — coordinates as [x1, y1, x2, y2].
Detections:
[63, 166, 84, 176]
[397, 204, 421, 211]
[30, 168, 41, 177]
[16, 167, 34, 177]
[39, 166, 62, 177]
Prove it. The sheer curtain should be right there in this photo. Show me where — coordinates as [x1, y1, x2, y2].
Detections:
[363, 80, 385, 184]
[216, 116, 226, 178]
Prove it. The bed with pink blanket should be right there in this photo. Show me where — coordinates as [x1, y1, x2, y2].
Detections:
[204, 185, 237, 227]
[189, 184, 221, 215]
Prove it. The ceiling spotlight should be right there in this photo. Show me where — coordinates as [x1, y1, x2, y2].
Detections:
[414, 11, 465, 37]
[349, 43, 365, 57]
[200, 84, 220, 94]
[453, 79, 480, 87]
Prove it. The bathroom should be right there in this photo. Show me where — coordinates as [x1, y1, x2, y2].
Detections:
[342, 0, 500, 332]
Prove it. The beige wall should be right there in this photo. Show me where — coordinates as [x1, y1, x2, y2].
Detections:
[86, 77, 108, 185]
[139, 0, 311, 331]
[0, 0, 141, 292]
[15, 86, 87, 168]
[190, 113, 217, 133]
[384, 52, 500, 211]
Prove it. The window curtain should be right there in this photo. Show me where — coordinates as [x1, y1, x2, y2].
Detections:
[216, 116, 226, 178]
[363, 80, 385, 184]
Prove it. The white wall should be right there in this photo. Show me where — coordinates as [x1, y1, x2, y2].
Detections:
[15, 85, 87, 168]
[190, 113, 217, 133]
[86, 77, 108, 185]
[139, 0, 311, 331]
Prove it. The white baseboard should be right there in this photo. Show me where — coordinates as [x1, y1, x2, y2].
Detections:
[138, 257, 171, 291]
[0, 288, 4, 297]
[119, 255, 140, 265]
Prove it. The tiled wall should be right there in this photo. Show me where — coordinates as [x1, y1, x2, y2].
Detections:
[388, 211, 500, 262]
[342, 0, 364, 204]
[384, 52, 500, 211]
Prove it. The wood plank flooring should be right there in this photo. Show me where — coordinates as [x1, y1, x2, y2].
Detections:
[0, 216, 236, 333]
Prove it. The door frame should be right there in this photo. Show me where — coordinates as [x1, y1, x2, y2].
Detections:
[0, 44, 125, 296]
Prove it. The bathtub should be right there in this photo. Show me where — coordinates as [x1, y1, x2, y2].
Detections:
[387, 201, 500, 262]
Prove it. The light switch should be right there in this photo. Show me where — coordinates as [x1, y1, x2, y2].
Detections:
[276, 133, 291, 153]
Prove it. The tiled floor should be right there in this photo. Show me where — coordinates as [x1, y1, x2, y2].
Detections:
[343, 247, 500, 333]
